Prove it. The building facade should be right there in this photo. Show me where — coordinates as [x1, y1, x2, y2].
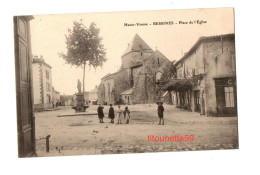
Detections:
[60, 95, 74, 106]
[174, 34, 237, 116]
[52, 87, 60, 107]
[98, 34, 172, 105]
[88, 86, 98, 105]
[32, 55, 53, 111]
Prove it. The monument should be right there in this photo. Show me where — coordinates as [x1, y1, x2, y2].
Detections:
[72, 79, 88, 112]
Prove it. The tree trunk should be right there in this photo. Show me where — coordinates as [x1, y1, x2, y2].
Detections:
[83, 62, 86, 104]
[168, 91, 173, 104]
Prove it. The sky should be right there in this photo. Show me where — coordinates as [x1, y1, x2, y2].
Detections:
[30, 8, 234, 95]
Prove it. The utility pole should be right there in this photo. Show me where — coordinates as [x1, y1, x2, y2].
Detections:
[144, 73, 147, 103]
[83, 61, 86, 104]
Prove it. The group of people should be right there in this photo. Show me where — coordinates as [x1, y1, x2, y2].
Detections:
[97, 104, 131, 124]
[97, 101, 165, 125]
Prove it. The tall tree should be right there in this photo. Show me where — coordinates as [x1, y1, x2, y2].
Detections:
[59, 21, 106, 101]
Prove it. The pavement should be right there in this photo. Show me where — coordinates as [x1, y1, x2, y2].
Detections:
[34, 104, 238, 157]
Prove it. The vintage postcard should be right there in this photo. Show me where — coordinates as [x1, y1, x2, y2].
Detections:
[14, 7, 238, 157]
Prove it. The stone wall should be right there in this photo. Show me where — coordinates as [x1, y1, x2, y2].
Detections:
[98, 69, 131, 105]
[203, 36, 236, 116]
[176, 44, 204, 79]
[98, 83, 105, 104]
[121, 51, 152, 69]
[132, 51, 172, 104]
[103, 78, 115, 104]
[114, 70, 131, 104]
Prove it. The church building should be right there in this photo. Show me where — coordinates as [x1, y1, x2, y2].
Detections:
[98, 34, 172, 105]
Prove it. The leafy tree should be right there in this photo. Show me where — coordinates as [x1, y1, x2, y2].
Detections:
[59, 20, 106, 100]
[155, 62, 176, 92]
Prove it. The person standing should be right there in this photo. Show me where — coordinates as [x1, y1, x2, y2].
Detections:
[116, 105, 123, 124]
[123, 106, 130, 124]
[108, 104, 115, 123]
[97, 104, 104, 123]
[157, 101, 164, 125]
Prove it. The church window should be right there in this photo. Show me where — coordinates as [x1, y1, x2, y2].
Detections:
[130, 69, 134, 87]
[155, 72, 162, 83]
[108, 83, 110, 94]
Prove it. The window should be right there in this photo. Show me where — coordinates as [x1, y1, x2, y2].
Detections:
[157, 58, 160, 67]
[155, 72, 162, 83]
[46, 70, 49, 79]
[108, 83, 110, 94]
[224, 87, 235, 107]
[47, 94, 51, 103]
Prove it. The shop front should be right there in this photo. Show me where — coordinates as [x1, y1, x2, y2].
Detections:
[214, 77, 237, 116]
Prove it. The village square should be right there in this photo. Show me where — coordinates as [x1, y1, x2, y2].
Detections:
[32, 32, 238, 156]
[34, 104, 238, 156]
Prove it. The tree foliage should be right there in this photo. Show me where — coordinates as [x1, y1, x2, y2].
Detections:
[155, 62, 176, 93]
[157, 63, 203, 92]
[160, 74, 203, 92]
[59, 21, 107, 68]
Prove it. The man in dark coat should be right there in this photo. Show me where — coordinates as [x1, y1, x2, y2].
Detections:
[157, 101, 164, 125]
[97, 104, 104, 123]
[108, 104, 115, 123]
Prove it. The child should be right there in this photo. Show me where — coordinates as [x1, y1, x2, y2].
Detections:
[97, 104, 104, 123]
[108, 104, 115, 123]
[157, 101, 164, 125]
[116, 105, 123, 124]
[123, 106, 130, 124]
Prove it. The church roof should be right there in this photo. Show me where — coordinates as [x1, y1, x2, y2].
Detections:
[144, 50, 170, 62]
[122, 34, 153, 56]
[101, 69, 124, 80]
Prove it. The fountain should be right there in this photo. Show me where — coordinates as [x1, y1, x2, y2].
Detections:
[72, 79, 88, 112]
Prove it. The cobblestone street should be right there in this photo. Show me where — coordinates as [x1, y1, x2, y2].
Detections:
[35, 104, 238, 157]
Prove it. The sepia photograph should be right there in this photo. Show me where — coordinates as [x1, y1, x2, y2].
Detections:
[13, 7, 238, 158]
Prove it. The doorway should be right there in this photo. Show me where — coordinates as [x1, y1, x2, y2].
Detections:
[194, 90, 201, 112]
[14, 16, 36, 157]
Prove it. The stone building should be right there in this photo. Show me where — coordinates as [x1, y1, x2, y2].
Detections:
[98, 34, 171, 105]
[174, 34, 237, 116]
[32, 55, 53, 111]
[88, 86, 98, 105]
[60, 95, 74, 106]
[52, 87, 60, 107]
